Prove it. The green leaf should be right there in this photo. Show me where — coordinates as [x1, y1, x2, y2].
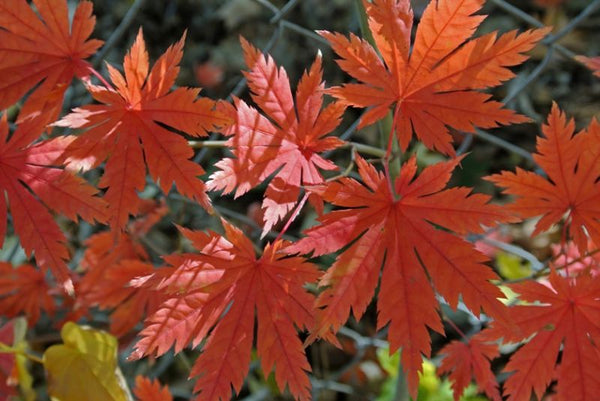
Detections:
[43, 322, 131, 401]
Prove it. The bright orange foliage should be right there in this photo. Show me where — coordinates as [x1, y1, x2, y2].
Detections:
[57, 30, 230, 228]
[287, 154, 515, 396]
[0, 0, 103, 123]
[321, 0, 548, 155]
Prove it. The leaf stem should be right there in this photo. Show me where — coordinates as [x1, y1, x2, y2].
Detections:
[273, 192, 309, 243]
[85, 65, 116, 92]
[0, 344, 43, 364]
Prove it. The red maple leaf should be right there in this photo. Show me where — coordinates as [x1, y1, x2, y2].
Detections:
[133, 376, 172, 401]
[438, 333, 501, 401]
[0, 0, 103, 123]
[0, 116, 107, 291]
[321, 0, 548, 155]
[57, 30, 230, 228]
[75, 200, 169, 336]
[132, 220, 319, 401]
[487, 103, 600, 254]
[489, 272, 600, 401]
[286, 154, 514, 396]
[207, 39, 345, 234]
[0, 262, 55, 326]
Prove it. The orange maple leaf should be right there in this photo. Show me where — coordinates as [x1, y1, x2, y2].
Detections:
[489, 273, 600, 401]
[575, 55, 600, 78]
[487, 104, 600, 254]
[321, 0, 548, 155]
[0, 116, 107, 291]
[0, 262, 55, 326]
[286, 154, 514, 396]
[0, 0, 103, 123]
[133, 376, 172, 401]
[132, 220, 319, 401]
[438, 333, 501, 401]
[207, 39, 345, 235]
[57, 30, 230, 228]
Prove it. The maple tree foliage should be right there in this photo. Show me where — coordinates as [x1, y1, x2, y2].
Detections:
[487, 104, 600, 254]
[0, 0, 598, 400]
[0, 262, 55, 326]
[437, 333, 501, 401]
[208, 39, 346, 234]
[0, 115, 107, 291]
[321, 0, 548, 155]
[56, 30, 230, 228]
[0, 0, 103, 123]
[132, 220, 319, 401]
[133, 376, 172, 401]
[576, 55, 600, 77]
[485, 272, 600, 401]
[74, 200, 169, 337]
[286, 153, 515, 396]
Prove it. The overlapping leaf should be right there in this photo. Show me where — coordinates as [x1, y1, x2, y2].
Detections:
[0, 263, 55, 326]
[208, 39, 345, 234]
[321, 0, 548, 155]
[487, 104, 600, 254]
[132, 220, 319, 401]
[0, 0, 103, 123]
[0, 116, 107, 291]
[287, 154, 514, 396]
[438, 333, 501, 401]
[133, 376, 172, 401]
[576, 55, 600, 77]
[57, 30, 230, 228]
[489, 273, 600, 401]
[75, 200, 169, 336]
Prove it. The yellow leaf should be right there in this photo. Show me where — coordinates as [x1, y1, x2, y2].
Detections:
[43, 322, 131, 401]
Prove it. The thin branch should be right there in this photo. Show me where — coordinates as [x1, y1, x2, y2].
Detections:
[345, 142, 387, 158]
[488, 0, 575, 59]
[543, 0, 600, 45]
[253, 0, 279, 14]
[270, 0, 301, 24]
[188, 140, 227, 149]
[479, 237, 545, 271]
[472, 128, 535, 163]
[93, 0, 147, 66]
[503, 48, 554, 105]
[280, 21, 330, 45]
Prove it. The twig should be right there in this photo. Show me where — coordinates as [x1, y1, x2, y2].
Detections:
[93, 0, 147, 66]
[253, 0, 279, 14]
[488, 0, 575, 59]
[503, 48, 554, 105]
[280, 21, 330, 45]
[270, 0, 301, 24]
[188, 140, 227, 149]
[472, 128, 535, 163]
[345, 142, 387, 158]
[543, 0, 600, 45]
[479, 237, 545, 272]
